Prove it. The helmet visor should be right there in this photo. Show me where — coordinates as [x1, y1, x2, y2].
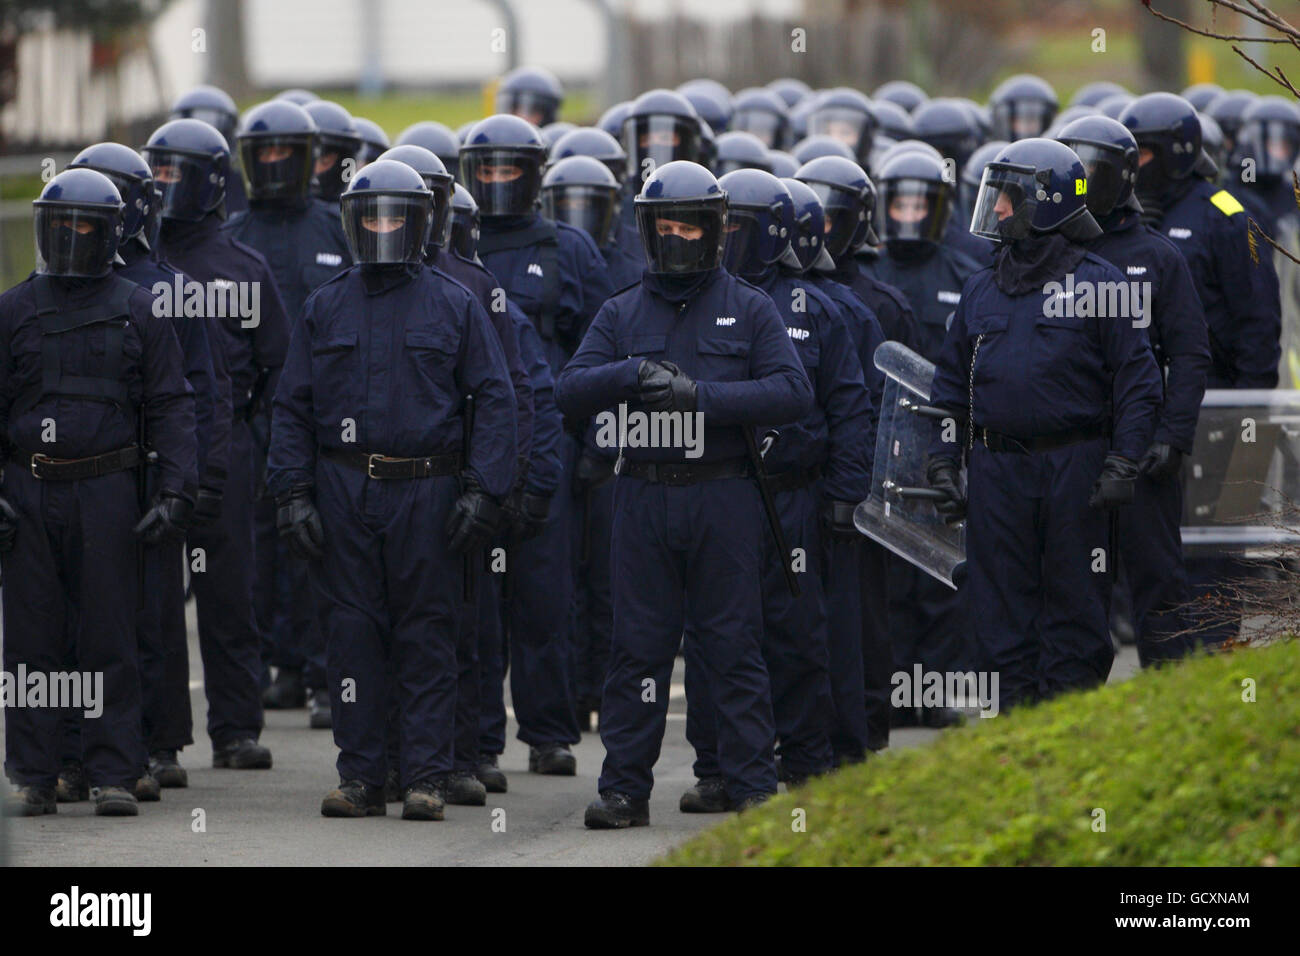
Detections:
[497, 89, 559, 128]
[180, 107, 236, 143]
[731, 110, 783, 148]
[625, 116, 702, 184]
[34, 204, 120, 277]
[807, 107, 872, 154]
[93, 169, 149, 241]
[450, 208, 480, 260]
[541, 184, 617, 247]
[239, 135, 315, 203]
[145, 149, 218, 221]
[634, 198, 726, 274]
[969, 164, 1038, 242]
[994, 101, 1054, 140]
[1243, 119, 1300, 178]
[341, 192, 433, 264]
[314, 135, 362, 201]
[807, 181, 867, 256]
[1064, 140, 1128, 217]
[720, 207, 766, 275]
[461, 147, 543, 216]
[880, 178, 950, 244]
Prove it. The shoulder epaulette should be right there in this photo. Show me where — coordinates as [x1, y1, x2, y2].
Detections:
[1209, 189, 1245, 217]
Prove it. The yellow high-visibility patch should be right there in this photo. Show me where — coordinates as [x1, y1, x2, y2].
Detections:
[1075, 178, 1087, 195]
[1210, 189, 1245, 216]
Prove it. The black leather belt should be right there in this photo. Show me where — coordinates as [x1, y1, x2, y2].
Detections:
[765, 464, 822, 494]
[976, 423, 1107, 455]
[323, 448, 461, 479]
[18, 445, 141, 481]
[615, 457, 750, 486]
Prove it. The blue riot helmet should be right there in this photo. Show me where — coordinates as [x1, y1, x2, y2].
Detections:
[449, 183, 480, 260]
[234, 100, 317, 204]
[872, 80, 928, 114]
[713, 131, 774, 176]
[767, 150, 799, 179]
[461, 113, 547, 218]
[681, 87, 733, 136]
[549, 127, 627, 185]
[959, 139, 1009, 212]
[1057, 115, 1141, 219]
[170, 84, 239, 146]
[340, 159, 434, 265]
[872, 99, 915, 144]
[717, 168, 796, 277]
[33, 168, 125, 277]
[913, 98, 981, 183]
[678, 79, 733, 109]
[968, 138, 1100, 243]
[1046, 105, 1100, 138]
[989, 74, 1058, 141]
[872, 138, 944, 178]
[596, 100, 633, 140]
[1069, 81, 1128, 109]
[1119, 93, 1207, 197]
[623, 90, 703, 185]
[375, 145, 453, 251]
[792, 135, 856, 165]
[730, 87, 789, 148]
[541, 155, 620, 248]
[1237, 96, 1300, 181]
[1198, 113, 1227, 181]
[1096, 92, 1135, 121]
[1181, 83, 1225, 113]
[767, 77, 812, 110]
[304, 100, 362, 201]
[781, 176, 836, 272]
[876, 151, 954, 250]
[353, 118, 391, 169]
[68, 142, 155, 249]
[794, 154, 878, 255]
[633, 160, 727, 274]
[496, 66, 564, 127]
[542, 121, 577, 154]
[1204, 89, 1257, 154]
[806, 88, 877, 165]
[276, 88, 318, 106]
[143, 118, 229, 221]
[395, 121, 461, 183]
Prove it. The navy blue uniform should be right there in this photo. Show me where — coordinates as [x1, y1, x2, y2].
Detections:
[556, 267, 813, 801]
[684, 268, 872, 781]
[268, 264, 516, 787]
[1088, 213, 1210, 665]
[929, 253, 1163, 710]
[158, 215, 291, 750]
[1, 273, 197, 789]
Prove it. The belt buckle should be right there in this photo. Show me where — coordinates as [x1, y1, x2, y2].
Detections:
[31, 453, 56, 478]
[367, 453, 385, 479]
[661, 464, 689, 486]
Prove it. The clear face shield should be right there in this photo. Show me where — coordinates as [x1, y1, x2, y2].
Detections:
[625, 116, 701, 185]
[541, 184, 618, 247]
[806, 180, 869, 256]
[34, 204, 122, 277]
[461, 147, 543, 217]
[969, 163, 1038, 242]
[1240, 119, 1300, 179]
[239, 135, 315, 203]
[146, 150, 217, 221]
[880, 178, 950, 245]
[635, 199, 727, 274]
[341, 192, 433, 265]
[731, 109, 783, 148]
[807, 107, 872, 155]
[1062, 140, 1129, 217]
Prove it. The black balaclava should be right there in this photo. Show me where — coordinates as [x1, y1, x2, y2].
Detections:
[993, 231, 1089, 297]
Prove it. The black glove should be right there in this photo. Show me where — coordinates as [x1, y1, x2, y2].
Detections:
[134, 491, 194, 546]
[508, 491, 552, 540]
[1089, 454, 1139, 510]
[0, 495, 17, 553]
[1137, 441, 1183, 482]
[572, 451, 616, 496]
[637, 359, 697, 412]
[822, 499, 860, 542]
[446, 478, 501, 555]
[276, 484, 324, 561]
[926, 457, 966, 522]
[191, 485, 224, 526]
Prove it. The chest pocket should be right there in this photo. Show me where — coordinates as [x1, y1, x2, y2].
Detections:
[16, 274, 138, 415]
[310, 330, 358, 378]
[403, 326, 459, 385]
[697, 336, 751, 379]
[624, 333, 667, 360]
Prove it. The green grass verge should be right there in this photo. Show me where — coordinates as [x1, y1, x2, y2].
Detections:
[660, 639, 1300, 866]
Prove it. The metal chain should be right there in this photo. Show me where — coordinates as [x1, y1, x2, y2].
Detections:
[967, 332, 984, 454]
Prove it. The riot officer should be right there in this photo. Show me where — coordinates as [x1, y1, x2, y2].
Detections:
[555, 160, 814, 827]
[65, 143, 225, 797]
[805, 88, 877, 168]
[171, 85, 246, 214]
[619, 89, 705, 227]
[497, 66, 565, 127]
[912, 99, 981, 187]
[959, 140, 1010, 268]
[1204, 89, 1257, 165]
[303, 100, 362, 204]
[927, 138, 1162, 711]
[396, 121, 461, 184]
[227, 99, 354, 727]
[1057, 114, 1211, 666]
[267, 160, 517, 820]
[680, 169, 871, 808]
[1235, 96, 1300, 239]
[730, 87, 789, 149]
[863, 150, 983, 725]
[989, 75, 1058, 141]
[1120, 93, 1281, 648]
[542, 156, 642, 289]
[463, 113, 615, 775]
[2, 169, 197, 817]
[148, 118, 291, 773]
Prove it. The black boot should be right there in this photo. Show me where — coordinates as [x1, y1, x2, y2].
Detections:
[212, 738, 272, 769]
[56, 762, 89, 802]
[133, 775, 162, 802]
[92, 786, 139, 817]
[528, 744, 576, 775]
[679, 776, 731, 813]
[262, 667, 306, 709]
[476, 754, 508, 793]
[442, 771, 488, 806]
[4, 785, 57, 817]
[321, 779, 386, 818]
[401, 779, 446, 821]
[308, 691, 332, 730]
[584, 790, 649, 829]
[148, 750, 188, 788]
[734, 792, 773, 813]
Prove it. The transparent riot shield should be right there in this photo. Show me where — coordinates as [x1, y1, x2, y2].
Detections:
[854, 340, 966, 588]
[1182, 389, 1300, 557]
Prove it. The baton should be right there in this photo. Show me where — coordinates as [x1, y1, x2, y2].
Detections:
[744, 427, 800, 598]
